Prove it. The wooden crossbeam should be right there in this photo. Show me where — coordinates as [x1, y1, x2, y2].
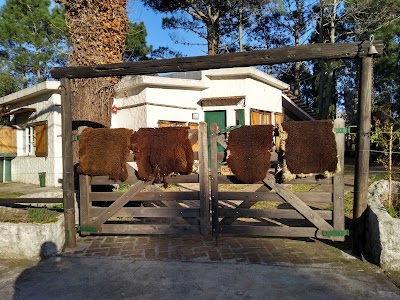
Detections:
[219, 185, 266, 226]
[51, 41, 383, 79]
[262, 174, 334, 231]
[91, 180, 151, 228]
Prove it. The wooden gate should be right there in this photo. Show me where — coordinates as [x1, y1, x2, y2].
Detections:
[78, 123, 210, 236]
[210, 120, 346, 241]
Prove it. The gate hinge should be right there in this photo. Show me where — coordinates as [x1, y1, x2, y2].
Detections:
[321, 229, 349, 237]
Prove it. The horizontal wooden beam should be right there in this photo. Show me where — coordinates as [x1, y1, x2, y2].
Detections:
[51, 41, 383, 79]
[0, 198, 63, 204]
[219, 225, 317, 237]
[219, 208, 332, 220]
[90, 207, 200, 218]
[218, 191, 331, 203]
[89, 191, 200, 201]
[99, 224, 200, 235]
[90, 174, 200, 185]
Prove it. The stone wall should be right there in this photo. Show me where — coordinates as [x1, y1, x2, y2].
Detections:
[366, 180, 400, 270]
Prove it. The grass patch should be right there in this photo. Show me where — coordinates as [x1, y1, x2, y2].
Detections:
[27, 208, 59, 223]
[284, 184, 317, 193]
[251, 201, 281, 210]
[386, 205, 399, 218]
[52, 203, 64, 209]
[0, 192, 25, 198]
[344, 165, 355, 174]
[0, 207, 60, 223]
[114, 184, 131, 192]
[219, 184, 253, 192]
[344, 190, 354, 218]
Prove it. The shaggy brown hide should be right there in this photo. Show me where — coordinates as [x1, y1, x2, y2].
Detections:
[282, 120, 338, 174]
[131, 127, 194, 182]
[77, 128, 133, 181]
[227, 125, 274, 183]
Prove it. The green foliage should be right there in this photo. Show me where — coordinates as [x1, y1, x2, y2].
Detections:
[114, 184, 131, 192]
[123, 21, 152, 61]
[0, 192, 25, 198]
[0, 72, 19, 97]
[27, 207, 58, 223]
[27, 207, 59, 223]
[386, 204, 399, 218]
[0, 0, 68, 87]
[370, 119, 400, 171]
[143, 0, 266, 55]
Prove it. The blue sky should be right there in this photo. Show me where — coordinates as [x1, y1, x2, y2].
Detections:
[0, 0, 205, 57]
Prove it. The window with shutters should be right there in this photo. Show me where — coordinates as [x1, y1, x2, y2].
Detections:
[250, 109, 273, 125]
[23, 122, 47, 157]
[158, 120, 187, 127]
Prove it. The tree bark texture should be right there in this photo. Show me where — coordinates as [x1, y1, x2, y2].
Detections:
[57, 0, 128, 129]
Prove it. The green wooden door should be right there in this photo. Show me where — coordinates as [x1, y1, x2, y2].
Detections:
[205, 111, 227, 164]
[236, 109, 245, 126]
[4, 158, 11, 181]
[0, 159, 3, 183]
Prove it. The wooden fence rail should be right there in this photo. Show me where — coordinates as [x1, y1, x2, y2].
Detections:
[210, 120, 346, 241]
[78, 122, 210, 236]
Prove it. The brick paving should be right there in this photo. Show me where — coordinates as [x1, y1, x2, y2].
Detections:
[64, 235, 373, 270]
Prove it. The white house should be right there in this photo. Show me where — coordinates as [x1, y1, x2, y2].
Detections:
[112, 67, 315, 130]
[0, 81, 62, 186]
[0, 67, 315, 186]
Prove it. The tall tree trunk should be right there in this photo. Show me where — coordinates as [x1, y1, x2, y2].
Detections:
[294, 31, 301, 97]
[207, 22, 219, 55]
[319, 0, 337, 119]
[317, 4, 326, 118]
[56, 0, 128, 162]
[239, 1, 243, 52]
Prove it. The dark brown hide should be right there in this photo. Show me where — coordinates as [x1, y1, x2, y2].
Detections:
[227, 125, 274, 183]
[282, 120, 338, 174]
[131, 127, 194, 182]
[77, 128, 133, 181]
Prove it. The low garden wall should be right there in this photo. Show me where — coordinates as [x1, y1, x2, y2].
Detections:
[366, 180, 400, 270]
[0, 206, 65, 259]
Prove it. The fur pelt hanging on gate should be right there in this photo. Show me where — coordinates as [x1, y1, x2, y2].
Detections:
[278, 120, 340, 182]
[131, 127, 194, 182]
[77, 128, 133, 181]
[227, 125, 274, 183]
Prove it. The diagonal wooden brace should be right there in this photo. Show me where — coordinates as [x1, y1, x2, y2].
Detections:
[91, 180, 152, 228]
[262, 174, 334, 231]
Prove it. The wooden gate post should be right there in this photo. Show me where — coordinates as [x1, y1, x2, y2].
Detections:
[210, 123, 219, 236]
[60, 78, 76, 248]
[353, 56, 373, 255]
[333, 118, 345, 241]
[198, 122, 210, 235]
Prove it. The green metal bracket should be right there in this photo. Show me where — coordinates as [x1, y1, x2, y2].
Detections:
[219, 124, 242, 134]
[334, 128, 348, 134]
[334, 126, 357, 134]
[322, 229, 349, 237]
[72, 134, 80, 141]
[76, 225, 97, 233]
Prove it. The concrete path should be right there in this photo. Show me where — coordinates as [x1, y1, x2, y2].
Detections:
[1, 256, 399, 300]
[0, 182, 61, 195]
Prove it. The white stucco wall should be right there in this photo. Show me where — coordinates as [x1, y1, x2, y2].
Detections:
[0, 82, 63, 187]
[113, 68, 288, 131]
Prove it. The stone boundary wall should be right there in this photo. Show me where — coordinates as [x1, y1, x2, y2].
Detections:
[366, 180, 400, 270]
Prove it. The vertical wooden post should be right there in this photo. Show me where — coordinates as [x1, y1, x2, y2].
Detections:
[79, 175, 90, 235]
[198, 122, 210, 235]
[61, 78, 76, 248]
[210, 123, 219, 236]
[353, 57, 373, 255]
[333, 118, 345, 241]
